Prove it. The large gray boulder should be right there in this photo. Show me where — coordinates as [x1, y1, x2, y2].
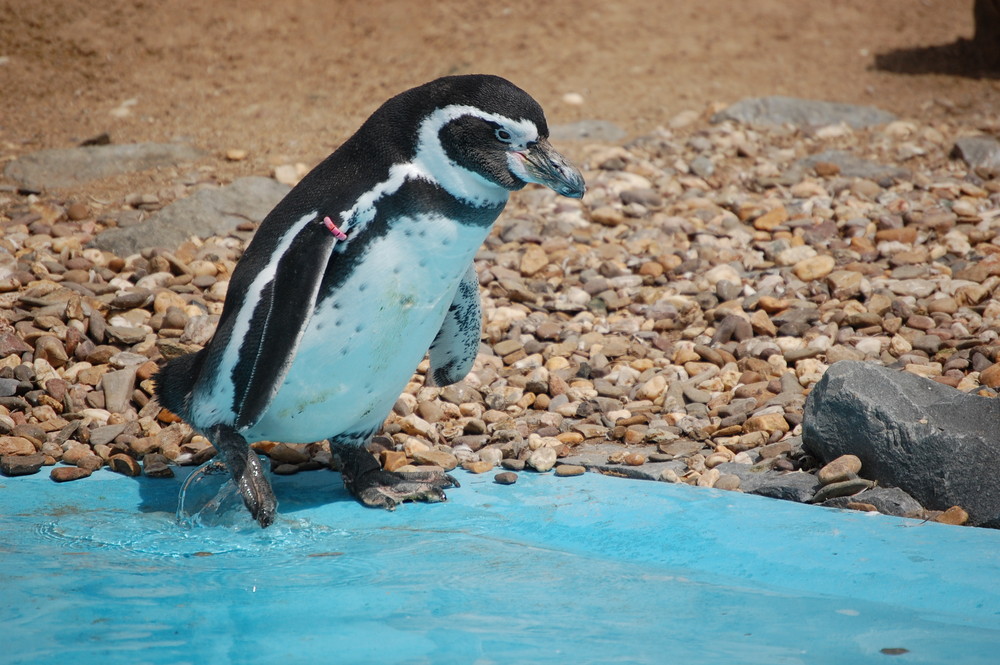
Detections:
[711, 96, 896, 130]
[803, 360, 1000, 528]
[93, 176, 290, 256]
[4, 142, 205, 190]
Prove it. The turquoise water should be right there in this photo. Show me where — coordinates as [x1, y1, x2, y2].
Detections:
[3, 468, 999, 664]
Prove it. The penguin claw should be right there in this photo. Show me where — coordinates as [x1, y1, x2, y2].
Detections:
[208, 424, 279, 528]
[334, 443, 459, 510]
[353, 470, 457, 510]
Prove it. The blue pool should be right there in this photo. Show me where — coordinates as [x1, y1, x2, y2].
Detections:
[3, 467, 1000, 664]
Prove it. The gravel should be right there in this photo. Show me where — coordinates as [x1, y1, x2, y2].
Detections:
[1, 96, 999, 528]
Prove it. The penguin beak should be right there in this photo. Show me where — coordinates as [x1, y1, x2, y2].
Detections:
[513, 138, 586, 198]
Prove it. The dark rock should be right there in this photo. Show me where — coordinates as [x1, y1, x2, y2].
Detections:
[714, 463, 821, 502]
[4, 142, 205, 190]
[821, 486, 924, 518]
[712, 96, 896, 129]
[93, 177, 290, 255]
[803, 360, 1000, 527]
[494, 471, 518, 485]
[108, 454, 141, 477]
[0, 377, 19, 397]
[143, 453, 175, 478]
[1, 453, 45, 476]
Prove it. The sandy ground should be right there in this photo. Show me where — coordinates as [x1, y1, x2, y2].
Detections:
[1, 0, 999, 203]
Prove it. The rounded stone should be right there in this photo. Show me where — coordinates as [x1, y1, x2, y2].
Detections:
[50, 466, 92, 482]
[554, 464, 586, 477]
[527, 447, 557, 472]
[817, 454, 863, 485]
[494, 471, 518, 485]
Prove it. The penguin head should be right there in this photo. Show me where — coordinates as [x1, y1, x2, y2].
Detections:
[378, 75, 586, 203]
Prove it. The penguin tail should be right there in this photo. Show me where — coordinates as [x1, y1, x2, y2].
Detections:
[153, 350, 206, 423]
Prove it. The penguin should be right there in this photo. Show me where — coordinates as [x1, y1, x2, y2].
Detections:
[155, 74, 586, 528]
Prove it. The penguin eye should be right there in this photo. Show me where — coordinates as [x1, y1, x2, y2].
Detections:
[495, 128, 513, 143]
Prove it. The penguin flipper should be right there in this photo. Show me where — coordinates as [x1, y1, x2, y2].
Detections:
[427, 263, 482, 386]
[195, 214, 338, 430]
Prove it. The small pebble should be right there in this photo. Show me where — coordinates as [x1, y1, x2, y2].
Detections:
[554, 464, 586, 477]
[494, 471, 518, 485]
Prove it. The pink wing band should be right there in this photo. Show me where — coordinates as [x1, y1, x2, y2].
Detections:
[323, 216, 348, 241]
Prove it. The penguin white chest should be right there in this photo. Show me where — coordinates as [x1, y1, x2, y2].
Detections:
[241, 213, 487, 443]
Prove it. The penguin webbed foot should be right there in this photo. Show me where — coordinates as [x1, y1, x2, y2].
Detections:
[334, 444, 459, 510]
[207, 424, 278, 528]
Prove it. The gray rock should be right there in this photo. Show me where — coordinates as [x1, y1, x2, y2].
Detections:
[0, 378, 19, 397]
[821, 486, 924, 519]
[797, 150, 909, 181]
[89, 423, 129, 447]
[803, 360, 1000, 528]
[101, 367, 137, 414]
[952, 136, 1000, 177]
[715, 463, 821, 502]
[712, 96, 896, 129]
[550, 120, 626, 143]
[4, 142, 205, 190]
[93, 177, 290, 255]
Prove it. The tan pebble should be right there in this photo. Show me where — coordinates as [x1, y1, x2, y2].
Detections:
[979, 363, 1000, 388]
[793, 255, 836, 281]
[812, 161, 841, 177]
[519, 245, 548, 276]
[623, 452, 646, 466]
[463, 460, 495, 474]
[817, 454, 862, 485]
[757, 296, 789, 313]
[672, 347, 700, 364]
[714, 474, 741, 491]
[50, 466, 92, 482]
[659, 467, 681, 483]
[874, 227, 917, 244]
[136, 360, 160, 381]
[225, 149, 248, 161]
[845, 502, 878, 513]
[639, 261, 664, 278]
[527, 446, 557, 472]
[380, 449, 409, 472]
[704, 452, 731, 469]
[742, 413, 790, 434]
[411, 449, 458, 471]
[0, 436, 36, 456]
[636, 374, 667, 400]
[76, 455, 104, 471]
[749, 309, 777, 336]
[556, 431, 584, 445]
[554, 464, 586, 477]
[697, 468, 721, 487]
[753, 206, 788, 231]
[934, 506, 969, 526]
[67, 202, 90, 220]
[590, 206, 625, 226]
